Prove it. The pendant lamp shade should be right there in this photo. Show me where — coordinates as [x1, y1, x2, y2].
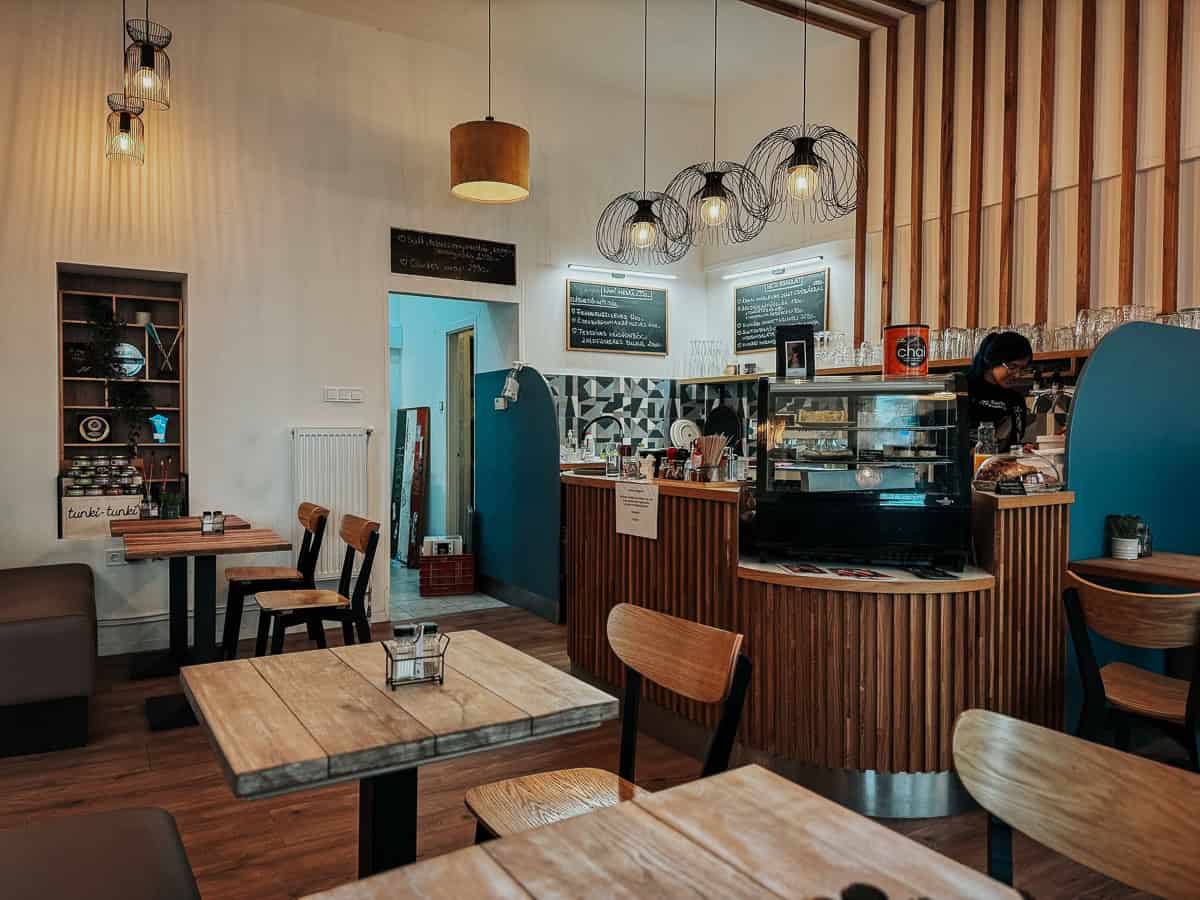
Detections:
[450, 118, 530, 204]
[597, 191, 691, 265]
[105, 93, 145, 164]
[124, 17, 171, 110]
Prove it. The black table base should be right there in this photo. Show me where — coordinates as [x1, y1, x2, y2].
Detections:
[137, 555, 219, 732]
[358, 768, 419, 876]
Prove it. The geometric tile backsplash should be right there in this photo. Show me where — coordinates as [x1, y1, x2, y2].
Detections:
[543, 372, 760, 455]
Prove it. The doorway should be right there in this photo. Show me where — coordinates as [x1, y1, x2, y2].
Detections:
[445, 327, 474, 539]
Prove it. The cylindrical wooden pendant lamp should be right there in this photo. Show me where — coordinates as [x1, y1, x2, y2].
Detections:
[450, 116, 530, 204]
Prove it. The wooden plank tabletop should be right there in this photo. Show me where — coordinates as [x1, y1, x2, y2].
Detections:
[123, 527, 290, 560]
[1070, 552, 1200, 591]
[109, 514, 251, 536]
[182, 631, 617, 799]
[306, 765, 1017, 900]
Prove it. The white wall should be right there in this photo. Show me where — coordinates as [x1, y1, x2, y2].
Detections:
[388, 294, 518, 535]
[0, 0, 713, 653]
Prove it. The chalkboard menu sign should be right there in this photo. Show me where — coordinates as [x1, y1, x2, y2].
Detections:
[391, 228, 517, 286]
[734, 269, 829, 353]
[566, 280, 668, 356]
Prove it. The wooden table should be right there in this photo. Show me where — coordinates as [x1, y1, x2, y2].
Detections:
[125, 527, 290, 730]
[1070, 552, 1200, 591]
[304, 764, 1017, 899]
[109, 514, 250, 536]
[182, 630, 618, 876]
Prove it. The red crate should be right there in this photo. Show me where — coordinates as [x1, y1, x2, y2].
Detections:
[419, 553, 476, 597]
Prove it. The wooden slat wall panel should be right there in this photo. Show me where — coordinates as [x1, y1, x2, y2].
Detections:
[733, 581, 994, 773]
[937, 0, 956, 330]
[1076, 0, 1097, 314]
[1161, 0, 1183, 315]
[1118, 0, 1141, 308]
[881, 23, 900, 331]
[997, 0, 1020, 327]
[966, 0, 987, 329]
[1034, 0, 1058, 326]
[855, 36, 870, 345]
[909, 9, 927, 323]
[564, 485, 738, 731]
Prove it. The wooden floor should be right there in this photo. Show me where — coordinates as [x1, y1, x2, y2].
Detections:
[0, 606, 1148, 899]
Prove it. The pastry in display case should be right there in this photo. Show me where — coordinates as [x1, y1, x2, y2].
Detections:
[973, 449, 1063, 495]
[749, 374, 972, 569]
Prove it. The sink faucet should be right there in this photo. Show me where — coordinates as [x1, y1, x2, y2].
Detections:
[580, 414, 626, 439]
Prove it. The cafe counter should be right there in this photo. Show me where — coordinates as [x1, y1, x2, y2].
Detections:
[562, 472, 1075, 816]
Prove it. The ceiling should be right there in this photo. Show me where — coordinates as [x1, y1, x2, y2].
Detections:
[263, 0, 887, 103]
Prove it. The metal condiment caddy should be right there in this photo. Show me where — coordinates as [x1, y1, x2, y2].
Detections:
[383, 623, 448, 689]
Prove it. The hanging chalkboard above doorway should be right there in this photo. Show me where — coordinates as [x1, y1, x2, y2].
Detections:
[734, 269, 829, 354]
[566, 280, 668, 356]
[390, 228, 517, 286]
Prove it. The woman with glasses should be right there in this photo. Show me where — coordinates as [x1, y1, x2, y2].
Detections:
[967, 331, 1033, 449]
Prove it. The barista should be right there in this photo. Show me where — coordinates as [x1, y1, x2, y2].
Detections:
[967, 331, 1033, 448]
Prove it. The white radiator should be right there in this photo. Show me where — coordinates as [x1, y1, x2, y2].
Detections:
[290, 427, 372, 583]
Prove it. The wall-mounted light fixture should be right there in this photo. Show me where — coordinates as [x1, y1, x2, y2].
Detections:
[567, 264, 678, 281]
[716, 256, 824, 281]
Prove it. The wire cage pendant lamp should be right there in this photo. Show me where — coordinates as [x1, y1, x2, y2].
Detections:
[450, 0, 530, 204]
[106, 0, 145, 164]
[596, 0, 691, 266]
[666, 0, 766, 247]
[744, 0, 863, 224]
[124, 0, 171, 110]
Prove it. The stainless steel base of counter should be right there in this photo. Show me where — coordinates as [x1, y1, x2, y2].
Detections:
[784, 765, 977, 819]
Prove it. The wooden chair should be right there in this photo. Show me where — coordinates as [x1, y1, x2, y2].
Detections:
[953, 709, 1200, 896]
[254, 514, 380, 656]
[1064, 571, 1200, 770]
[464, 603, 752, 840]
[221, 502, 329, 660]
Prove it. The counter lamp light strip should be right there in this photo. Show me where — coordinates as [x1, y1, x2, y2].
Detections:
[566, 264, 678, 281]
[719, 256, 824, 281]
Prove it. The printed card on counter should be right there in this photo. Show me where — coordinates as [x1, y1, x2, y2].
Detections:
[615, 481, 659, 540]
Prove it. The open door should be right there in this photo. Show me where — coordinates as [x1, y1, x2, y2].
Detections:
[445, 327, 474, 538]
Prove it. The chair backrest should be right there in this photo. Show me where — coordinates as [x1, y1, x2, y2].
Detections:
[1065, 571, 1200, 649]
[953, 709, 1200, 897]
[295, 503, 330, 585]
[336, 514, 381, 614]
[605, 603, 751, 782]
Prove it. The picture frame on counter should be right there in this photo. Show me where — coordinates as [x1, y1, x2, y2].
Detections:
[775, 324, 815, 381]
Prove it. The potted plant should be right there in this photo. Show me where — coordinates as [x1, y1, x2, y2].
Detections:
[87, 302, 155, 456]
[1106, 514, 1142, 560]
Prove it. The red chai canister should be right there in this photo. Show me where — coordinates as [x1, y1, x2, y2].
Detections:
[882, 324, 930, 378]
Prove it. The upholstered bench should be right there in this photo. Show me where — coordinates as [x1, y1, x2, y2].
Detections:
[0, 563, 95, 756]
[0, 808, 200, 900]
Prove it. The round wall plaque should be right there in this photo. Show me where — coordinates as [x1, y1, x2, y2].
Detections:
[113, 342, 146, 377]
[79, 414, 111, 443]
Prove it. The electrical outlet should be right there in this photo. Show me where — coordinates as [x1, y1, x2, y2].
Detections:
[324, 386, 365, 403]
[105, 548, 126, 567]
[324, 387, 339, 402]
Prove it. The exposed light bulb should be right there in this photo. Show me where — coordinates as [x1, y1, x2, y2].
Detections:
[140, 69, 155, 89]
[115, 132, 132, 152]
[700, 194, 729, 227]
[629, 219, 657, 249]
[786, 163, 819, 200]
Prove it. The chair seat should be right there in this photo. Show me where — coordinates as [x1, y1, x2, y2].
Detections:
[224, 565, 303, 583]
[1102, 662, 1188, 723]
[256, 589, 349, 612]
[464, 767, 647, 838]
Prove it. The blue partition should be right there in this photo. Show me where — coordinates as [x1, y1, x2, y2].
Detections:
[1065, 322, 1200, 726]
[473, 366, 561, 621]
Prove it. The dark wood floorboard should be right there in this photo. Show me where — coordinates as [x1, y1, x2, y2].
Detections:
[0, 606, 1150, 898]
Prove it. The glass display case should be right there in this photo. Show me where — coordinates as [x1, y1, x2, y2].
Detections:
[749, 374, 972, 569]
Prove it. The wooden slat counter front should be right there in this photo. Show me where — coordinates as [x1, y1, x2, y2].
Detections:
[563, 475, 1074, 817]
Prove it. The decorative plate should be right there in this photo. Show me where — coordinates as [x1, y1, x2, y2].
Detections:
[670, 418, 701, 450]
[79, 414, 111, 443]
[113, 342, 146, 378]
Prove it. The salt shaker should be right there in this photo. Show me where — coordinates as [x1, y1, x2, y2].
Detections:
[213, 510, 226, 534]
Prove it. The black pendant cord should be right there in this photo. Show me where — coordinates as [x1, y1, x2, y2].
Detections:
[801, 0, 808, 129]
[711, 0, 718, 167]
[121, 0, 127, 83]
[641, 0, 647, 193]
[487, 0, 493, 119]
